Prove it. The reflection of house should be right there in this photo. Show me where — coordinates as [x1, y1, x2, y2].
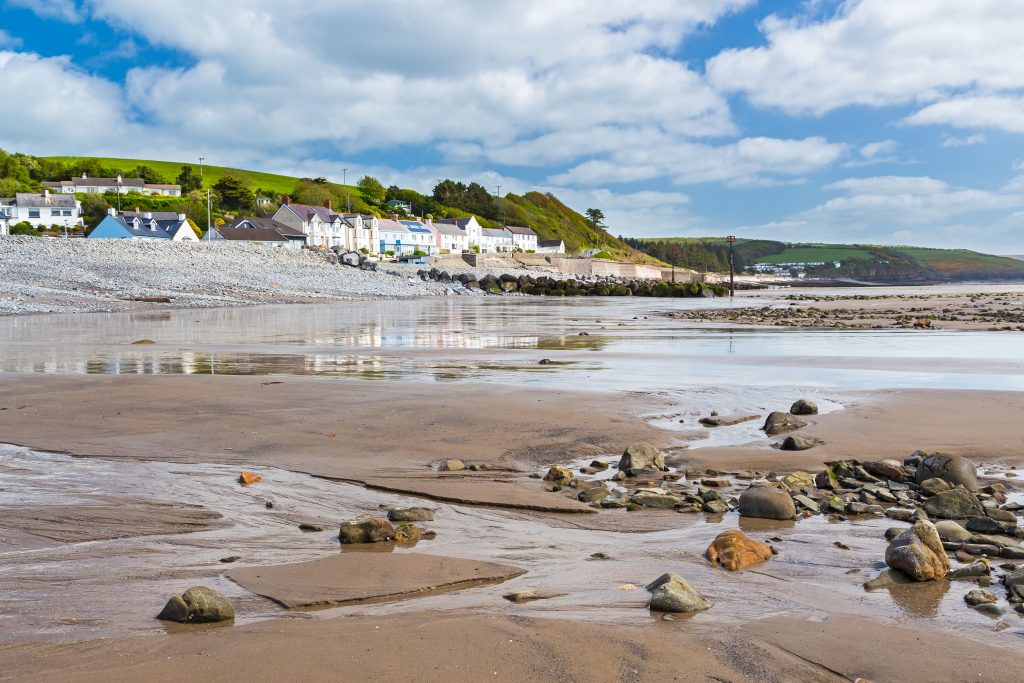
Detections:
[43, 174, 181, 196]
[211, 217, 307, 250]
[505, 225, 538, 251]
[537, 239, 565, 254]
[88, 209, 197, 240]
[0, 191, 82, 230]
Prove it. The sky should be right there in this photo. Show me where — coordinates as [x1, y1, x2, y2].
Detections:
[2, 0, 1024, 252]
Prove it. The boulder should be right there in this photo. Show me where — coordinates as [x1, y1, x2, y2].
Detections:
[885, 519, 951, 581]
[923, 487, 985, 520]
[863, 460, 906, 481]
[966, 516, 1005, 534]
[1002, 568, 1024, 602]
[630, 491, 685, 509]
[780, 436, 814, 452]
[387, 507, 434, 522]
[702, 499, 729, 514]
[618, 442, 667, 473]
[789, 399, 818, 415]
[916, 453, 978, 491]
[157, 586, 235, 623]
[543, 465, 574, 485]
[339, 518, 396, 544]
[948, 561, 991, 579]
[705, 530, 773, 571]
[578, 485, 610, 503]
[340, 251, 361, 267]
[763, 412, 806, 436]
[738, 486, 796, 520]
[646, 573, 711, 613]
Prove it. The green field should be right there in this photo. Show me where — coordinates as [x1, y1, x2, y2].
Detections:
[43, 156, 358, 196]
[754, 245, 876, 264]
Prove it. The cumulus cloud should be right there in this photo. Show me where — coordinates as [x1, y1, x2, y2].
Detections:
[904, 95, 1024, 134]
[707, 0, 1024, 119]
[940, 133, 987, 148]
[7, 0, 81, 22]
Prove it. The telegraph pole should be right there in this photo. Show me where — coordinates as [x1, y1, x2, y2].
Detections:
[206, 188, 212, 240]
[199, 157, 205, 181]
[726, 235, 736, 297]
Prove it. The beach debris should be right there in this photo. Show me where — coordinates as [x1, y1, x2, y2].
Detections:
[885, 519, 951, 581]
[646, 573, 711, 613]
[339, 518, 396, 544]
[618, 442, 667, 474]
[789, 399, 818, 415]
[706, 530, 772, 571]
[738, 485, 796, 520]
[917, 453, 978, 490]
[239, 470, 262, 485]
[387, 507, 435, 522]
[763, 411, 807, 435]
[443, 458, 465, 472]
[157, 586, 235, 623]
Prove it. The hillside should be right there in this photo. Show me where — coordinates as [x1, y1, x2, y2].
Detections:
[626, 237, 1024, 282]
[34, 155, 653, 262]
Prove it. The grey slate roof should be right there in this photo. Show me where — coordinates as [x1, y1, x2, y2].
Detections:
[122, 210, 180, 221]
[44, 178, 146, 188]
[482, 228, 512, 238]
[538, 239, 564, 248]
[216, 226, 291, 242]
[15, 193, 78, 208]
[377, 219, 410, 234]
[435, 222, 467, 236]
[505, 225, 536, 235]
[224, 216, 306, 238]
[282, 203, 341, 223]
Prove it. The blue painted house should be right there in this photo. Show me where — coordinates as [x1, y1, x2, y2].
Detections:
[88, 209, 198, 241]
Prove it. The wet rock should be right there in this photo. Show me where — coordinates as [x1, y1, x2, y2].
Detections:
[948, 561, 991, 579]
[885, 508, 917, 522]
[793, 494, 819, 512]
[618, 442, 667, 473]
[298, 523, 324, 532]
[543, 465, 574, 485]
[503, 590, 558, 603]
[239, 470, 262, 485]
[965, 588, 997, 606]
[387, 507, 435, 522]
[781, 435, 815, 451]
[631, 490, 685, 509]
[781, 471, 815, 489]
[815, 470, 838, 490]
[985, 507, 1018, 528]
[701, 478, 730, 488]
[934, 520, 973, 543]
[705, 530, 772, 571]
[924, 487, 985, 519]
[966, 517, 1005, 534]
[590, 552, 611, 560]
[538, 358, 553, 365]
[157, 586, 235, 623]
[763, 411, 806, 436]
[920, 477, 952, 496]
[702, 499, 729, 514]
[600, 492, 630, 508]
[589, 460, 609, 471]
[885, 527, 905, 541]
[789, 399, 818, 415]
[846, 502, 884, 516]
[864, 569, 913, 590]
[738, 486, 796, 520]
[863, 459, 907, 481]
[578, 485, 610, 503]
[975, 603, 1006, 617]
[339, 518, 396, 544]
[444, 459, 465, 472]
[1002, 568, 1024, 601]
[1001, 546, 1024, 560]
[885, 519, 951, 581]
[646, 573, 711, 613]
[218, 556, 242, 563]
[961, 544, 1000, 557]
[916, 453, 978, 491]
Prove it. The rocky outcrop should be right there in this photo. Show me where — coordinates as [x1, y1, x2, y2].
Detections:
[646, 573, 711, 613]
[885, 519, 951, 581]
[738, 486, 796, 520]
[157, 586, 235, 623]
[705, 530, 773, 571]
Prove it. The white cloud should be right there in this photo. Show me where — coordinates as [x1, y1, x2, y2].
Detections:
[7, 0, 81, 22]
[904, 95, 1024, 134]
[940, 133, 986, 148]
[540, 185, 697, 237]
[0, 30, 23, 48]
[707, 1, 1024, 117]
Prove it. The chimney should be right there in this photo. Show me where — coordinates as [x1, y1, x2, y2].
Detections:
[144, 211, 152, 219]
[324, 198, 332, 210]
[390, 213, 399, 220]
[44, 189, 50, 203]
[82, 173, 88, 179]
[283, 196, 291, 205]
[134, 206, 140, 213]
[177, 213, 186, 221]
[107, 207, 116, 216]
[116, 174, 122, 183]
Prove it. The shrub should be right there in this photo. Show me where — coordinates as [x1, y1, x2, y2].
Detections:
[10, 221, 38, 236]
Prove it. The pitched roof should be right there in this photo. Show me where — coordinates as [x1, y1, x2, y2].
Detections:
[15, 193, 78, 208]
[482, 228, 512, 238]
[216, 226, 291, 242]
[225, 216, 306, 237]
[282, 203, 340, 223]
[538, 239, 564, 247]
[505, 225, 536, 236]
[435, 222, 466, 236]
[43, 177, 146, 188]
[399, 220, 434, 234]
[437, 217, 475, 229]
[377, 219, 410, 234]
[104, 215, 173, 239]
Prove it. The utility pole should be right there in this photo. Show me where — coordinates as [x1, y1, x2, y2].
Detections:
[116, 177, 122, 213]
[206, 188, 212, 240]
[495, 185, 501, 197]
[199, 157, 205, 181]
[726, 235, 736, 297]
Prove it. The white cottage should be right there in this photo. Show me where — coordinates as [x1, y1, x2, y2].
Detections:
[0, 191, 82, 231]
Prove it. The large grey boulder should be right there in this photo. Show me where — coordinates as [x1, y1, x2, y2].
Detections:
[618, 442, 667, 473]
[916, 453, 978, 491]
[763, 412, 806, 436]
[646, 573, 711, 613]
[923, 487, 985, 520]
[340, 251, 361, 267]
[157, 586, 235, 623]
[885, 519, 951, 581]
[789, 399, 818, 415]
[738, 486, 796, 520]
[934, 519, 973, 543]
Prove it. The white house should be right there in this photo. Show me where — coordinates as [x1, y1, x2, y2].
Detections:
[274, 199, 350, 249]
[505, 225, 538, 252]
[378, 218, 412, 254]
[436, 217, 483, 250]
[342, 214, 380, 253]
[435, 221, 469, 253]
[0, 191, 82, 231]
[480, 227, 514, 253]
[43, 174, 181, 196]
[537, 239, 566, 254]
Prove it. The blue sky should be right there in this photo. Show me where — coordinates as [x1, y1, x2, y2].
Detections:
[2, 0, 1023, 252]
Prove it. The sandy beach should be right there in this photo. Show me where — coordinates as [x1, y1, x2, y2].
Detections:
[2, 290, 1024, 682]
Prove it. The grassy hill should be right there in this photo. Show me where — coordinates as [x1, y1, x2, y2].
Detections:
[627, 237, 1024, 282]
[40, 155, 653, 262]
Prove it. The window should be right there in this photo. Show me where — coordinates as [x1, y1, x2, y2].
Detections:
[52, 209, 61, 216]
[62, 210, 72, 216]
[28, 209, 40, 218]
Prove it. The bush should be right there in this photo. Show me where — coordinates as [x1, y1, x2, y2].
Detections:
[385, 250, 395, 256]
[9, 221, 38, 236]
[413, 249, 426, 256]
[470, 244, 480, 253]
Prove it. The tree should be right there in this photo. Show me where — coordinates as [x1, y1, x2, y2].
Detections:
[132, 165, 166, 184]
[357, 175, 386, 204]
[212, 174, 255, 212]
[293, 179, 334, 207]
[176, 165, 202, 193]
[585, 208, 605, 230]
[80, 194, 110, 229]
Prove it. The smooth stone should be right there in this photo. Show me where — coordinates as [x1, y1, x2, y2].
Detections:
[964, 588, 997, 606]
[444, 459, 465, 471]
[780, 435, 815, 451]
[646, 573, 711, 613]
[934, 520, 973, 542]
[864, 569, 913, 590]
[738, 486, 796, 521]
[763, 411, 806, 436]
[705, 530, 772, 571]
[1001, 546, 1024, 560]
[789, 399, 818, 415]
[975, 603, 1006, 617]
[863, 459, 907, 481]
[618, 442, 667, 473]
[923, 487, 985, 520]
[387, 507, 435, 522]
[916, 453, 978, 491]
[157, 586, 235, 623]
[948, 561, 991, 579]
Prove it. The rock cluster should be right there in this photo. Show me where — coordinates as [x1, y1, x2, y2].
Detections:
[415, 268, 727, 298]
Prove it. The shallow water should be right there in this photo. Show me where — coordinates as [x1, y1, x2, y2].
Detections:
[2, 443, 1018, 647]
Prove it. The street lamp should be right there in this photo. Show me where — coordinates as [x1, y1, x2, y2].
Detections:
[725, 235, 737, 297]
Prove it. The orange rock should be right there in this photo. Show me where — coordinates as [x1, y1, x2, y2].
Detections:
[239, 470, 262, 485]
[705, 529, 772, 571]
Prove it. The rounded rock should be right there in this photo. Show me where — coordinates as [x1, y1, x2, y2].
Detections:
[738, 486, 797, 521]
